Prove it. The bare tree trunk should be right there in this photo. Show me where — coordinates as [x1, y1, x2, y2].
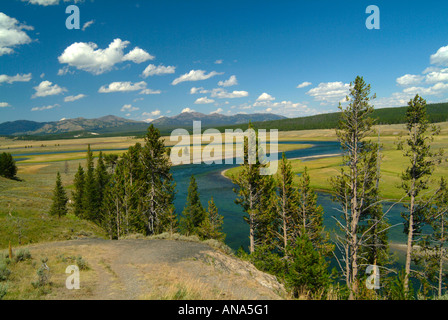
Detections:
[404, 188, 415, 293]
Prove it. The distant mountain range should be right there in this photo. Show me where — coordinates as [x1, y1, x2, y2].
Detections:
[0, 112, 287, 137]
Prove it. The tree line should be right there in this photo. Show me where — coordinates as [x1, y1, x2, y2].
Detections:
[49, 76, 448, 299]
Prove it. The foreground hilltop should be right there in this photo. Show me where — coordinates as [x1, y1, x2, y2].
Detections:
[1, 236, 285, 300]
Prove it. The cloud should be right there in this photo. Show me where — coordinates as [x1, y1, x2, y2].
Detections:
[181, 107, 195, 113]
[297, 81, 312, 89]
[425, 68, 448, 84]
[172, 70, 223, 85]
[215, 59, 223, 64]
[194, 97, 215, 104]
[0, 102, 11, 108]
[256, 92, 275, 102]
[430, 45, 448, 67]
[64, 94, 86, 102]
[31, 104, 60, 111]
[22, 0, 85, 6]
[190, 87, 208, 94]
[120, 104, 139, 112]
[142, 110, 161, 117]
[211, 108, 223, 114]
[142, 64, 176, 78]
[245, 99, 318, 117]
[218, 75, 238, 87]
[210, 88, 249, 99]
[82, 20, 94, 31]
[0, 73, 32, 84]
[306, 82, 350, 104]
[402, 82, 448, 96]
[123, 47, 154, 64]
[98, 81, 147, 93]
[0, 13, 34, 56]
[32, 81, 67, 98]
[140, 88, 161, 95]
[58, 39, 154, 75]
[396, 74, 424, 87]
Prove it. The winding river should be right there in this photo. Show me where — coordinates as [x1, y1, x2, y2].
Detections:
[170, 141, 407, 253]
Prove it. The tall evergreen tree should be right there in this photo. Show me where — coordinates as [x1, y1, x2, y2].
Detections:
[49, 172, 68, 218]
[82, 144, 98, 221]
[416, 178, 448, 298]
[181, 175, 206, 235]
[95, 151, 109, 211]
[296, 167, 332, 256]
[330, 76, 379, 299]
[232, 124, 276, 253]
[72, 164, 85, 218]
[399, 94, 442, 294]
[140, 124, 176, 235]
[276, 153, 299, 255]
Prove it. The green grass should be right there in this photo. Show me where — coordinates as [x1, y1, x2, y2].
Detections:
[0, 159, 105, 250]
[225, 122, 448, 200]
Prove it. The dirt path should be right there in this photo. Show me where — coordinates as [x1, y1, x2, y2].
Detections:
[23, 238, 285, 300]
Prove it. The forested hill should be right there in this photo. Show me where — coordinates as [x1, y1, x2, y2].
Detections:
[218, 102, 448, 132]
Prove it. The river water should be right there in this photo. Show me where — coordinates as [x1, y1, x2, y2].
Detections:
[170, 141, 407, 252]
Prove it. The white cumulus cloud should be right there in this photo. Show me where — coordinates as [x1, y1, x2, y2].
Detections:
[256, 92, 275, 102]
[430, 45, 448, 67]
[396, 74, 424, 87]
[58, 39, 154, 75]
[32, 81, 67, 98]
[0, 102, 11, 108]
[218, 75, 238, 87]
[172, 70, 223, 85]
[120, 104, 139, 112]
[210, 88, 249, 99]
[0, 73, 32, 84]
[0, 13, 34, 56]
[142, 64, 176, 78]
[194, 97, 215, 104]
[98, 81, 147, 93]
[306, 82, 350, 104]
[297, 81, 312, 89]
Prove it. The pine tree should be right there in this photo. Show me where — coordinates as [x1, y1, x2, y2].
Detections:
[141, 124, 176, 235]
[82, 145, 98, 221]
[399, 94, 442, 294]
[72, 164, 85, 218]
[296, 167, 332, 256]
[181, 175, 206, 236]
[330, 76, 379, 299]
[95, 151, 109, 211]
[417, 178, 448, 298]
[0, 152, 18, 180]
[232, 124, 276, 253]
[49, 172, 68, 218]
[276, 153, 299, 255]
[198, 197, 225, 241]
[285, 233, 331, 299]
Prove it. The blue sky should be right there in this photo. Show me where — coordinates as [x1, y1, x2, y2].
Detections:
[1, 0, 448, 123]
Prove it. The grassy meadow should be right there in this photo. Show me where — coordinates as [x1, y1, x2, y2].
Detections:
[224, 122, 448, 200]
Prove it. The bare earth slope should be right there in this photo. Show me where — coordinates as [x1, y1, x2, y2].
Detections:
[21, 238, 285, 300]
